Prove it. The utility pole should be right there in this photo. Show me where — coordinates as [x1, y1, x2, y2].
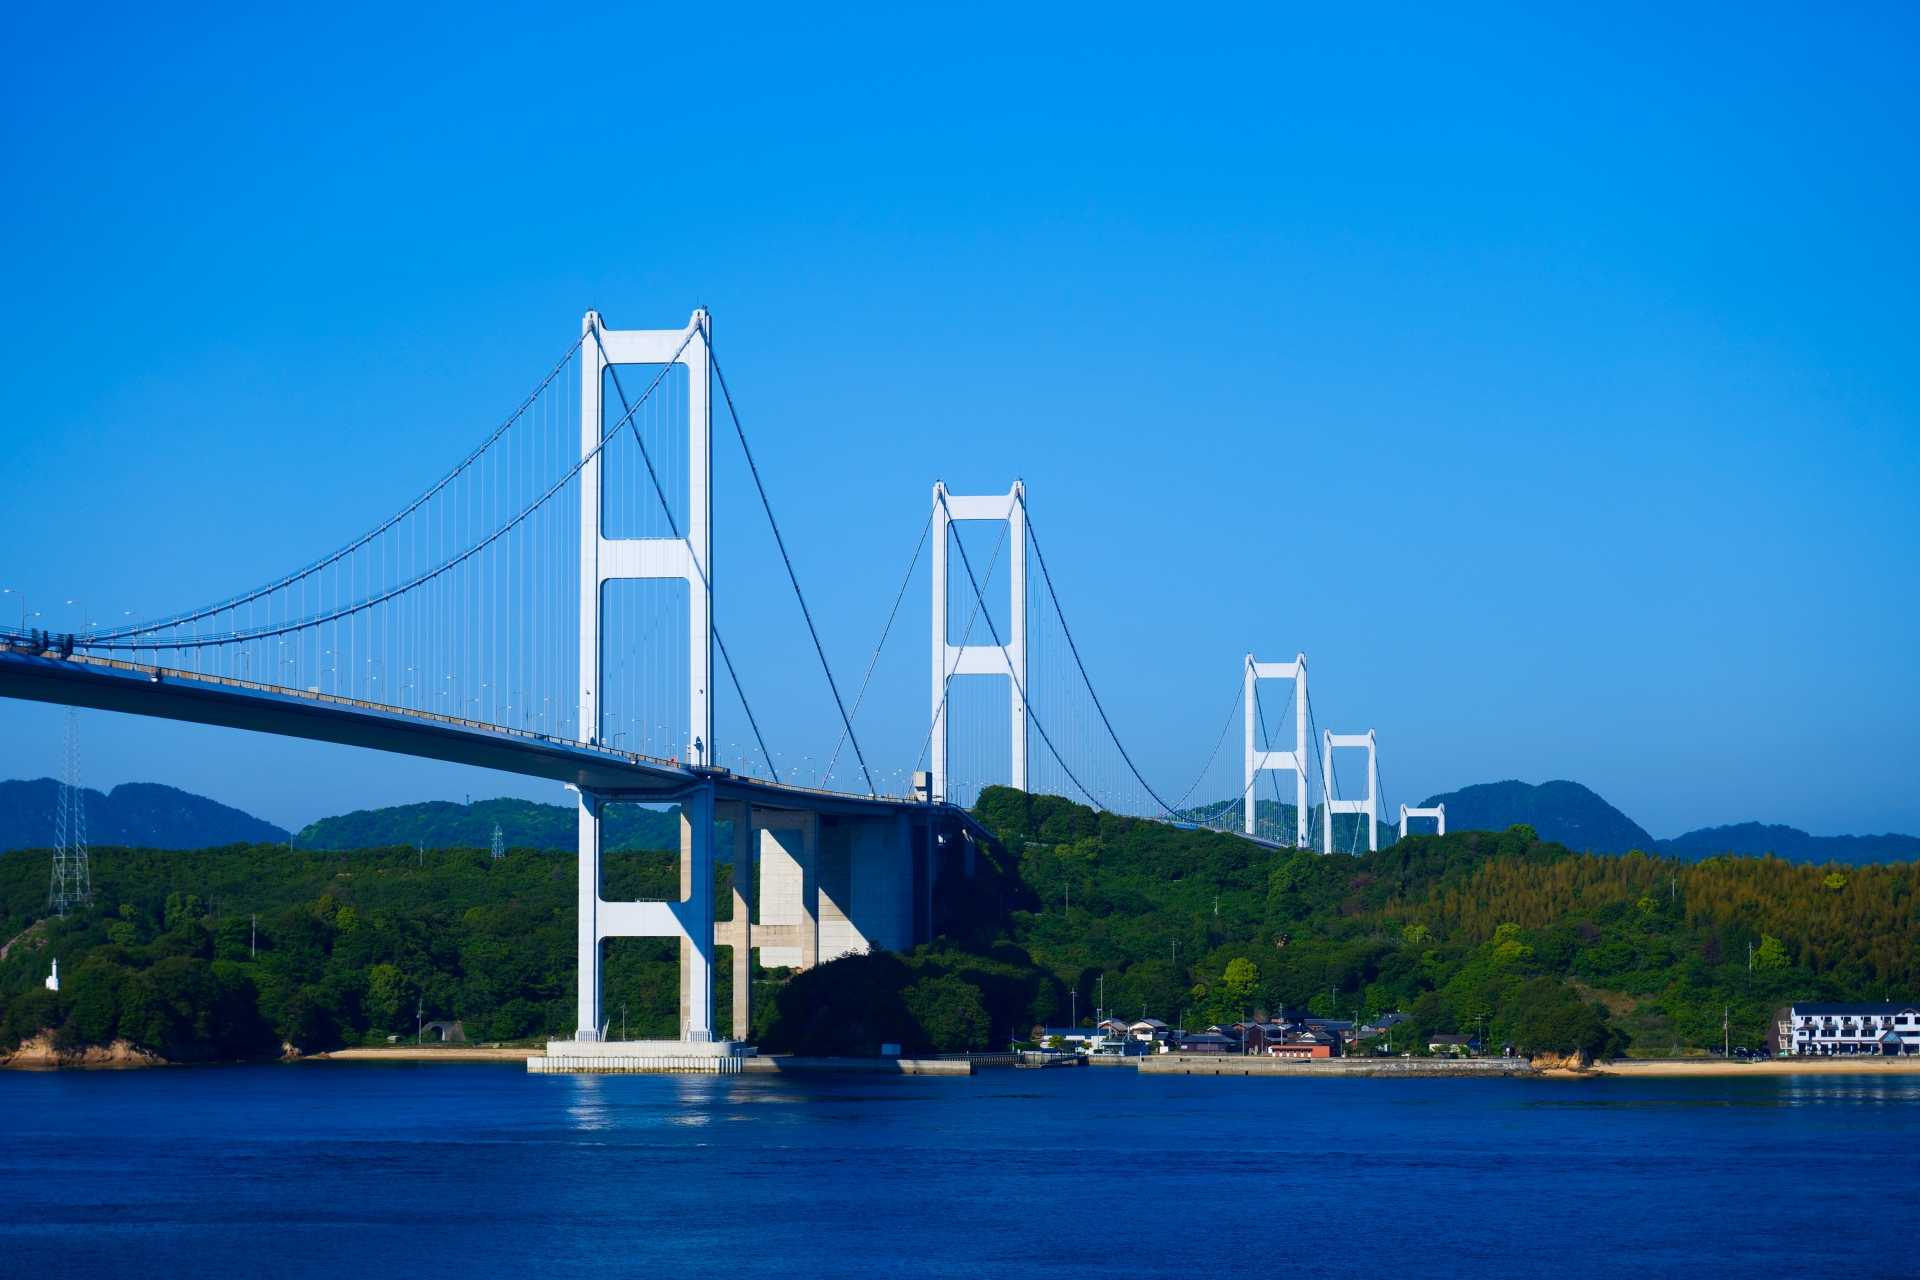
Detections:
[1724, 1006, 1730, 1059]
[417, 996, 423, 1045]
[250, 914, 257, 959]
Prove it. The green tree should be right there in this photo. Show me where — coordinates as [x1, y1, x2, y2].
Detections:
[1754, 934, 1790, 970]
[903, 975, 992, 1053]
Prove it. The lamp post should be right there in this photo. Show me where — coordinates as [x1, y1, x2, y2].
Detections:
[123, 612, 146, 663]
[2, 589, 23, 631]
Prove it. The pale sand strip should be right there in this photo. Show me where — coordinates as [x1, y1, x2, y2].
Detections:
[1589, 1057, 1920, 1077]
[317, 1046, 542, 1061]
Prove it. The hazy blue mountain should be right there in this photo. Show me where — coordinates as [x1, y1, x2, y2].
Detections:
[1416, 779, 1656, 853]
[0, 778, 290, 852]
[293, 797, 680, 853]
[1656, 823, 1920, 867]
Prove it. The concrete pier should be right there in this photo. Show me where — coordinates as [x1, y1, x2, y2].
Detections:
[531, 1039, 756, 1074]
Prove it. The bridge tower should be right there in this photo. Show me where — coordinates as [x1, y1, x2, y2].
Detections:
[930, 481, 1026, 803]
[1321, 728, 1379, 853]
[1399, 802, 1445, 838]
[574, 309, 720, 1044]
[1244, 654, 1309, 846]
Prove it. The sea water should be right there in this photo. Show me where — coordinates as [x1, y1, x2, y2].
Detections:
[1, 1064, 1913, 1275]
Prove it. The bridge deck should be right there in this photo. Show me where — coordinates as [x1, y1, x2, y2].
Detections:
[0, 649, 949, 819]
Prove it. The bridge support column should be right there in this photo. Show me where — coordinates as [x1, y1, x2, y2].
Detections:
[750, 810, 817, 971]
[678, 783, 716, 1042]
[717, 799, 753, 1041]
[575, 787, 606, 1040]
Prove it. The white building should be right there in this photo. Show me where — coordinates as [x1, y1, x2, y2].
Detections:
[1773, 1003, 1920, 1056]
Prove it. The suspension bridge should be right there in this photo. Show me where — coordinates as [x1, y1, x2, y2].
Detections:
[0, 309, 1416, 1060]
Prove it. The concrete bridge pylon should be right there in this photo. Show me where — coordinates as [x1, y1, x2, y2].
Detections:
[1245, 653, 1309, 847]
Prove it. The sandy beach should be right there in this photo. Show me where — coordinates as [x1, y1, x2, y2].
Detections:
[317, 1045, 542, 1062]
[1588, 1056, 1920, 1078]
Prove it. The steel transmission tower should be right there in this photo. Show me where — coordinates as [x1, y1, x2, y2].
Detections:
[49, 707, 91, 916]
[490, 823, 505, 860]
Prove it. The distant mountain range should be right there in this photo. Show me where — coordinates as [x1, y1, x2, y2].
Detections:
[1415, 779, 1920, 866]
[1417, 780, 1657, 854]
[293, 798, 679, 853]
[1655, 823, 1920, 868]
[0, 776, 1911, 866]
[0, 779, 290, 852]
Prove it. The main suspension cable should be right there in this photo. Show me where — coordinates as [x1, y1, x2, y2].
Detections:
[1020, 496, 1176, 816]
[710, 343, 874, 797]
[940, 492, 1102, 810]
[825, 508, 932, 788]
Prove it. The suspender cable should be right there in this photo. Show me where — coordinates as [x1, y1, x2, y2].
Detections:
[1170, 674, 1243, 815]
[709, 343, 875, 796]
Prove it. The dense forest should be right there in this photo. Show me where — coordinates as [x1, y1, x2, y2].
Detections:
[2, 785, 1914, 1061]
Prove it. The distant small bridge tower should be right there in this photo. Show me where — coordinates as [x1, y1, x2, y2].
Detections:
[930, 481, 1027, 803]
[1244, 653, 1308, 845]
[1399, 803, 1445, 838]
[1321, 728, 1379, 853]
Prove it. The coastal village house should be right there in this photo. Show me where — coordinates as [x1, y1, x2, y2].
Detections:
[1770, 1003, 1920, 1056]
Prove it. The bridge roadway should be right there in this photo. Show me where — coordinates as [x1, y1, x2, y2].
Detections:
[0, 646, 971, 824]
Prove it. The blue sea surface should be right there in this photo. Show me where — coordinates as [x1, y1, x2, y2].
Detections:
[2, 1063, 1913, 1275]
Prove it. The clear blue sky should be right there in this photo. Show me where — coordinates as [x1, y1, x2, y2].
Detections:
[1, 4, 1913, 839]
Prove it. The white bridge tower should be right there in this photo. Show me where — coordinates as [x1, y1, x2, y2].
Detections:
[930, 481, 1027, 803]
[1321, 728, 1379, 853]
[1244, 654, 1309, 846]
[1399, 803, 1445, 837]
[574, 308, 720, 1044]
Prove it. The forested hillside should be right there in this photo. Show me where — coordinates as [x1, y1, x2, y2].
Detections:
[971, 787, 1917, 1055]
[2, 786, 1913, 1061]
[0, 839, 696, 1056]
